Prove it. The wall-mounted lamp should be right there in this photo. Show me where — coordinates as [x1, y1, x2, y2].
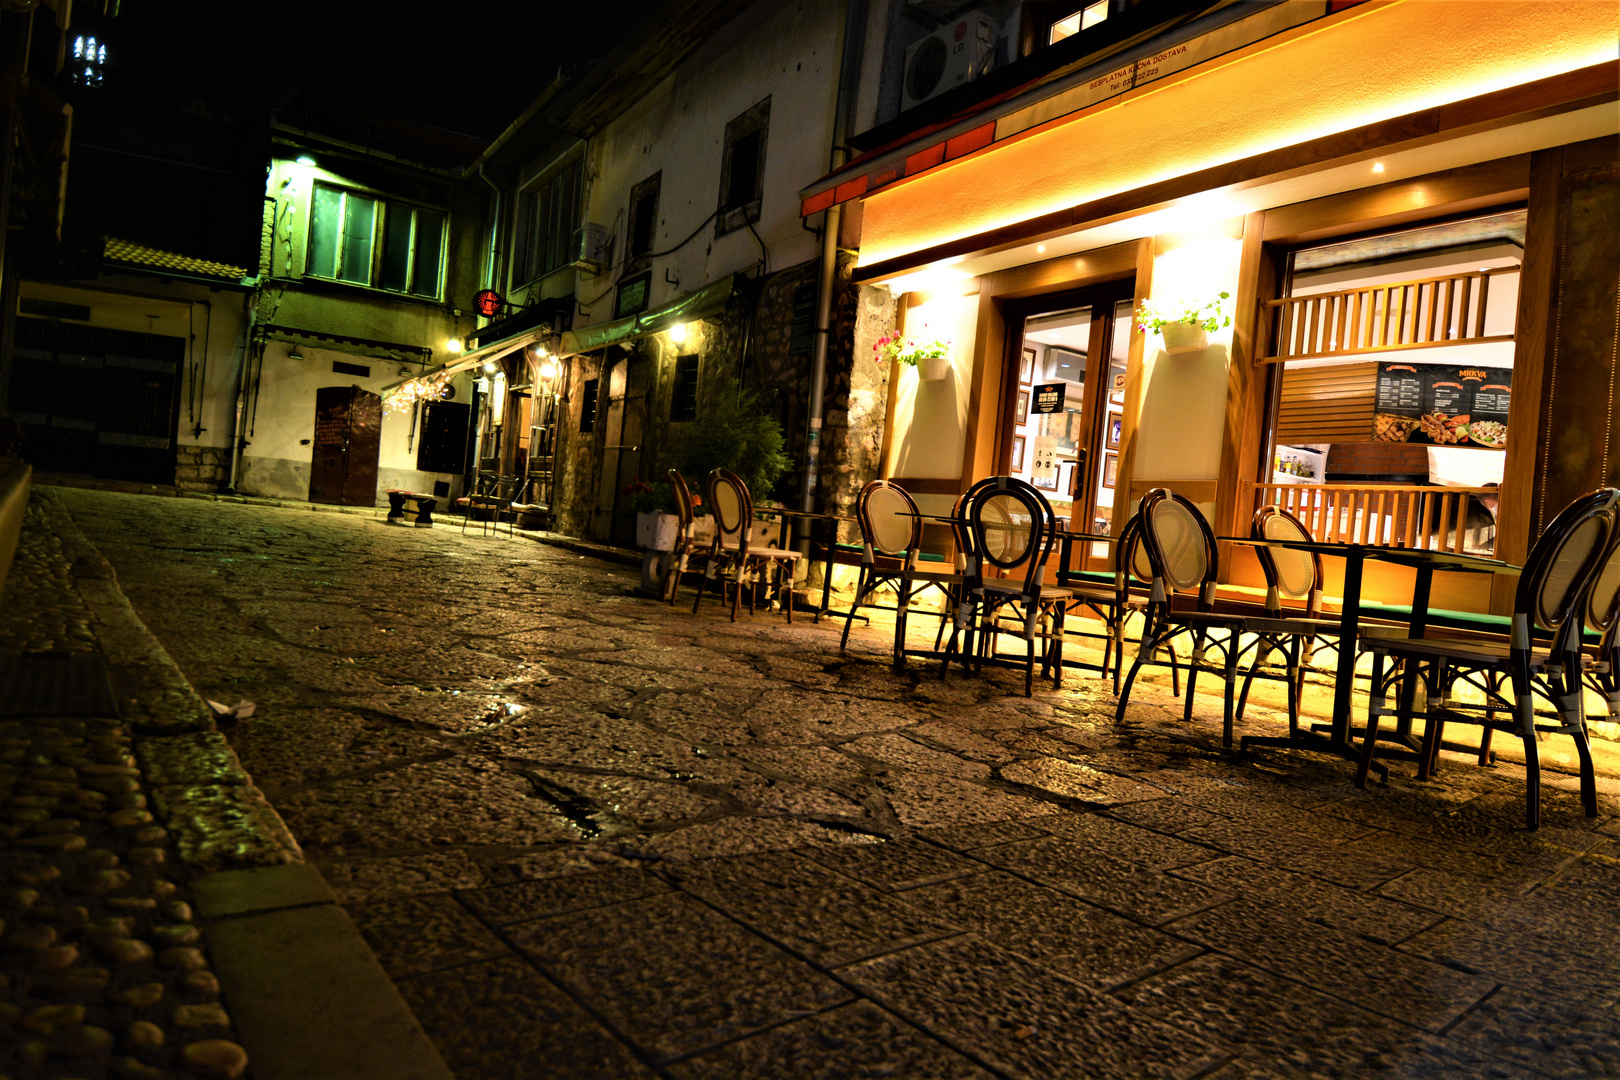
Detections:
[482, 361, 497, 374]
[668, 322, 688, 345]
[538, 358, 560, 380]
[288, 352, 305, 362]
[295, 155, 316, 168]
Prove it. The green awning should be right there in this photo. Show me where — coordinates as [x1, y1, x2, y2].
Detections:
[558, 274, 740, 358]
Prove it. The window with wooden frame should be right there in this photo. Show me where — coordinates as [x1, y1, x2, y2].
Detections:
[1258, 208, 1525, 556]
[717, 98, 769, 237]
[626, 172, 661, 272]
[512, 159, 584, 286]
[308, 184, 447, 299]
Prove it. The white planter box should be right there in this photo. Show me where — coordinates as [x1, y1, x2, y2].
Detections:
[917, 354, 951, 381]
[690, 516, 717, 546]
[635, 511, 680, 552]
[1160, 322, 1209, 355]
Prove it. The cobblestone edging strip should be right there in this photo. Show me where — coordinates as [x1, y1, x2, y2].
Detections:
[2, 494, 452, 1080]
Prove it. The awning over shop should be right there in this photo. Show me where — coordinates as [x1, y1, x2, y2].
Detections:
[378, 326, 550, 395]
[557, 274, 740, 358]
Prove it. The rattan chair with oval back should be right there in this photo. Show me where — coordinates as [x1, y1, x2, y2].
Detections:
[690, 468, 802, 622]
[1234, 504, 1378, 751]
[839, 480, 960, 664]
[1114, 489, 1257, 748]
[1107, 511, 1180, 698]
[1356, 487, 1620, 830]
[658, 469, 700, 606]
[1579, 536, 1620, 722]
[941, 476, 1073, 696]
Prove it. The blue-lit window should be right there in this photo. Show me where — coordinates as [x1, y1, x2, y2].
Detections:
[71, 35, 107, 87]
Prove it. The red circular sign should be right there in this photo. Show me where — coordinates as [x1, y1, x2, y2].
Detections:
[474, 289, 503, 318]
[953, 20, 967, 41]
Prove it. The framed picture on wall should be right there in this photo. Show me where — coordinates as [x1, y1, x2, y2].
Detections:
[1111, 371, 1127, 404]
[1106, 410, 1123, 450]
[1019, 347, 1036, 385]
[1102, 452, 1119, 489]
[1011, 435, 1025, 471]
[1016, 390, 1029, 423]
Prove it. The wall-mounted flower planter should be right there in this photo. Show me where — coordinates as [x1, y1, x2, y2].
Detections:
[635, 511, 680, 552]
[917, 354, 951, 381]
[1160, 322, 1209, 355]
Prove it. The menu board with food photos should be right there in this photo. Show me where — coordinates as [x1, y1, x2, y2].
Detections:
[1373, 362, 1510, 449]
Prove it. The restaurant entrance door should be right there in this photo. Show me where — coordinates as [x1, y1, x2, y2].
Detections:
[1004, 289, 1134, 543]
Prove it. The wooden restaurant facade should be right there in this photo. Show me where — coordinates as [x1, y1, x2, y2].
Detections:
[801, 0, 1618, 616]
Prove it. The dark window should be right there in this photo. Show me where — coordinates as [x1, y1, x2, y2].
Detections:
[308, 183, 444, 298]
[671, 354, 699, 423]
[615, 273, 650, 320]
[790, 282, 817, 354]
[417, 401, 469, 474]
[717, 98, 769, 236]
[579, 378, 599, 432]
[628, 172, 661, 261]
[514, 160, 583, 284]
[332, 360, 371, 377]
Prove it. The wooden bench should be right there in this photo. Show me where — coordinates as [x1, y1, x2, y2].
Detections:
[385, 490, 438, 528]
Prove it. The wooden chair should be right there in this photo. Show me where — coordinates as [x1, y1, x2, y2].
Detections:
[659, 469, 700, 606]
[1114, 489, 1255, 748]
[690, 469, 801, 622]
[838, 480, 959, 664]
[459, 473, 519, 538]
[1582, 538, 1620, 720]
[1356, 487, 1620, 829]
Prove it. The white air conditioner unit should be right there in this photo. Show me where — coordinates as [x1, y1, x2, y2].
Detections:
[902, 11, 998, 112]
[570, 223, 607, 274]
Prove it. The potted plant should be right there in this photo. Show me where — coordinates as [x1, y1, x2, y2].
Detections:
[873, 333, 953, 382]
[627, 479, 683, 552]
[1135, 292, 1231, 354]
[669, 375, 791, 510]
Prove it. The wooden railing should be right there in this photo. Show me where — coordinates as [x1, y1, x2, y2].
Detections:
[1247, 482, 1497, 556]
[1260, 268, 1517, 362]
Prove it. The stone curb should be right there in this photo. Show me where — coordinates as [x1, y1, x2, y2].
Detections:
[191, 866, 455, 1080]
[516, 528, 643, 567]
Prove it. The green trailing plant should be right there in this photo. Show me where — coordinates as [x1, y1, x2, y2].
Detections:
[871, 333, 951, 368]
[669, 374, 790, 504]
[1135, 292, 1231, 335]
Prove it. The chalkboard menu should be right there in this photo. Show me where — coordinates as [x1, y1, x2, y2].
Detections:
[1373, 362, 1510, 449]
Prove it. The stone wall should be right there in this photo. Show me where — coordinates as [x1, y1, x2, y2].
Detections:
[173, 446, 230, 493]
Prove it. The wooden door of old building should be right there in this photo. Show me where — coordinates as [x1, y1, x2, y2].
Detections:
[309, 386, 382, 506]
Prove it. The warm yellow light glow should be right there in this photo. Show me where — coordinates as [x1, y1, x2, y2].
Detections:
[883, 262, 972, 295]
[1372, 162, 1385, 173]
[669, 322, 688, 345]
[857, 1, 1619, 271]
[1036, 245, 1047, 254]
[446, 338, 463, 354]
[482, 361, 496, 374]
[538, 358, 560, 380]
[295, 155, 316, 167]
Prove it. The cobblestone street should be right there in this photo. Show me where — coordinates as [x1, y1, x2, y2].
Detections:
[29, 487, 1620, 1078]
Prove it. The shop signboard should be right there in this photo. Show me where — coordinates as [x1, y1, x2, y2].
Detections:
[1032, 383, 1067, 413]
[1373, 362, 1510, 448]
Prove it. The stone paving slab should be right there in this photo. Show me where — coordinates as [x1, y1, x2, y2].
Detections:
[504, 891, 855, 1063]
[840, 934, 1225, 1080]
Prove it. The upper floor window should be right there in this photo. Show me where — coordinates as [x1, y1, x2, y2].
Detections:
[513, 160, 583, 285]
[626, 171, 661, 269]
[308, 183, 446, 299]
[717, 98, 769, 237]
[1049, 1, 1110, 43]
[71, 35, 107, 87]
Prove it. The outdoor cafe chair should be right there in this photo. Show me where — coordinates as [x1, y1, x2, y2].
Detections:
[1580, 536, 1620, 720]
[1355, 487, 1620, 830]
[1114, 489, 1256, 748]
[459, 472, 519, 538]
[940, 476, 1072, 696]
[839, 480, 959, 664]
[690, 468, 802, 622]
[1049, 524, 1137, 691]
[659, 469, 700, 606]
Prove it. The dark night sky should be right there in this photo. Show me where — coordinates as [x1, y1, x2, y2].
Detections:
[107, 0, 660, 139]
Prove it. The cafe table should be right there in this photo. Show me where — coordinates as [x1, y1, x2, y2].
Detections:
[750, 505, 859, 621]
[1221, 537, 1521, 767]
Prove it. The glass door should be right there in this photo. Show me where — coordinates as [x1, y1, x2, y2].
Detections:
[1004, 294, 1133, 559]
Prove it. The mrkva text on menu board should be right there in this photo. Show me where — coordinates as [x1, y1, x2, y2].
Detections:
[1373, 362, 1510, 449]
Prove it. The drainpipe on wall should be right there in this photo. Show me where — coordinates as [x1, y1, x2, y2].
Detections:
[476, 163, 503, 298]
[224, 290, 257, 492]
[798, 0, 868, 532]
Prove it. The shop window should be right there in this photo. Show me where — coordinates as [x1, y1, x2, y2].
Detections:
[308, 184, 445, 298]
[1261, 209, 1525, 554]
[513, 159, 583, 285]
[717, 98, 769, 236]
[626, 172, 662, 269]
[670, 354, 699, 423]
[579, 378, 599, 433]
